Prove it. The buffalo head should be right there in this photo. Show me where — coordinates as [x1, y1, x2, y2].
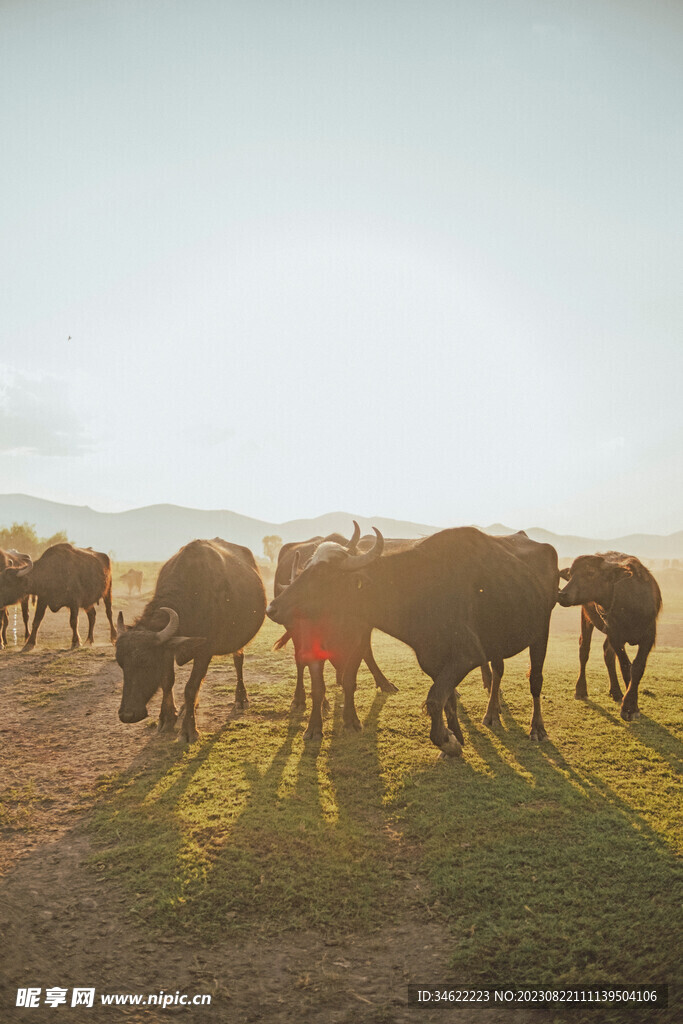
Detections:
[116, 607, 206, 723]
[0, 554, 33, 607]
[557, 554, 633, 608]
[266, 527, 384, 627]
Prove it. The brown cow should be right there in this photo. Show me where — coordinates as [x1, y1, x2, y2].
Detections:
[0, 550, 30, 648]
[267, 526, 559, 757]
[0, 543, 116, 650]
[116, 538, 266, 743]
[557, 552, 662, 721]
[120, 569, 143, 595]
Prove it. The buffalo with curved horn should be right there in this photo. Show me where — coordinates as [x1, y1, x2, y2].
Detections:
[267, 526, 559, 758]
[272, 524, 415, 741]
[116, 538, 266, 742]
[0, 549, 31, 648]
[0, 543, 116, 650]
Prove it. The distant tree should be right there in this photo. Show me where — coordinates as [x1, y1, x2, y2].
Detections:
[262, 535, 283, 563]
[0, 521, 72, 558]
[45, 530, 69, 548]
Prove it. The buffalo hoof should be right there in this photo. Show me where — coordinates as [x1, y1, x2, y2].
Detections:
[375, 678, 398, 694]
[233, 699, 248, 712]
[303, 725, 323, 741]
[621, 707, 640, 722]
[574, 689, 588, 701]
[21, 642, 36, 653]
[482, 712, 501, 729]
[158, 718, 177, 735]
[439, 730, 463, 757]
[290, 698, 306, 713]
[529, 725, 548, 742]
[322, 698, 330, 715]
[181, 724, 200, 744]
[343, 714, 363, 732]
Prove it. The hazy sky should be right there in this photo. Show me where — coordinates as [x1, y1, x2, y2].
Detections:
[1, 0, 681, 536]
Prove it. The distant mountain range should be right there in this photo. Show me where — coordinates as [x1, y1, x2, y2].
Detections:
[1, 493, 682, 563]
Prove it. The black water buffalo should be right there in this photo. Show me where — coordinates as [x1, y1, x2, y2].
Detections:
[116, 538, 266, 743]
[0, 550, 30, 648]
[267, 526, 559, 757]
[557, 552, 662, 721]
[0, 543, 116, 650]
[273, 524, 399, 739]
[120, 569, 143, 595]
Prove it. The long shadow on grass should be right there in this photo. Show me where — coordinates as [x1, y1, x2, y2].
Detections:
[89, 688, 403, 942]
[582, 699, 683, 777]
[184, 690, 402, 937]
[402, 695, 683, 989]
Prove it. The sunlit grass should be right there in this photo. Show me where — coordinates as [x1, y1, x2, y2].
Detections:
[88, 591, 682, 993]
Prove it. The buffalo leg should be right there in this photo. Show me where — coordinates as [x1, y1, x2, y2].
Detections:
[0, 608, 7, 648]
[21, 598, 30, 641]
[444, 691, 465, 746]
[620, 631, 654, 722]
[158, 663, 177, 733]
[602, 639, 623, 701]
[363, 640, 397, 694]
[483, 659, 504, 728]
[614, 643, 632, 688]
[180, 652, 213, 743]
[303, 660, 326, 741]
[341, 643, 366, 732]
[233, 650, 248, 709]
[481, 662, 492, 692]
[103, 585, 116, 643]
[23, 597, 48, 652]
[425, 662, 469, 756]
[575, 608, 594, 700]
[528, 638, 549, 741]
[291, 658, 307, 711]
[85, 605, 96, 644]
[69, 605, 82, 648]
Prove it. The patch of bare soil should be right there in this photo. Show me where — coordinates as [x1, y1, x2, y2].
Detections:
[0, 609, 537, 1023]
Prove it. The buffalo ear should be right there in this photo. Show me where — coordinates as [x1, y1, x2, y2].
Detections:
[167, 636, 207, 665]
[559, 567, 571, 581]
[607, 564, 633, 583]
[116, 611, 126, 636]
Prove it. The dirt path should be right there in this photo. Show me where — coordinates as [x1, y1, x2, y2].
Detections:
[0, 609, 538, 1024]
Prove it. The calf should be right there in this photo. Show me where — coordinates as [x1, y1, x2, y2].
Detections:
[557, 552, 662, 721]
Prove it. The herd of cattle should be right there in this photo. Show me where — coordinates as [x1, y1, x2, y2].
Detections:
[0, 527, 663, 756]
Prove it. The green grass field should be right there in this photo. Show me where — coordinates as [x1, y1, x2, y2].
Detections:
[89, 566, 682, 996]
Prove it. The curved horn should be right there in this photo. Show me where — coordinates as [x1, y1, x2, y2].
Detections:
[339, 528, 384, 571]
[9, 554, 33, 578]
[155, 607, 180, 644]
[289, 549, 301, 584]
[345, 520, 361, 554]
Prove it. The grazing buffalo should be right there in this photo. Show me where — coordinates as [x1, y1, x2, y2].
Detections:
[0, 543, 116, 650]
[120, 569, 143, 595]
[273, 524, 398, 739]
[267, 526, 559, 757]
[116, 538, 266, 743]
[557, 552, 662, 721]
[0, 550, 30, 648]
